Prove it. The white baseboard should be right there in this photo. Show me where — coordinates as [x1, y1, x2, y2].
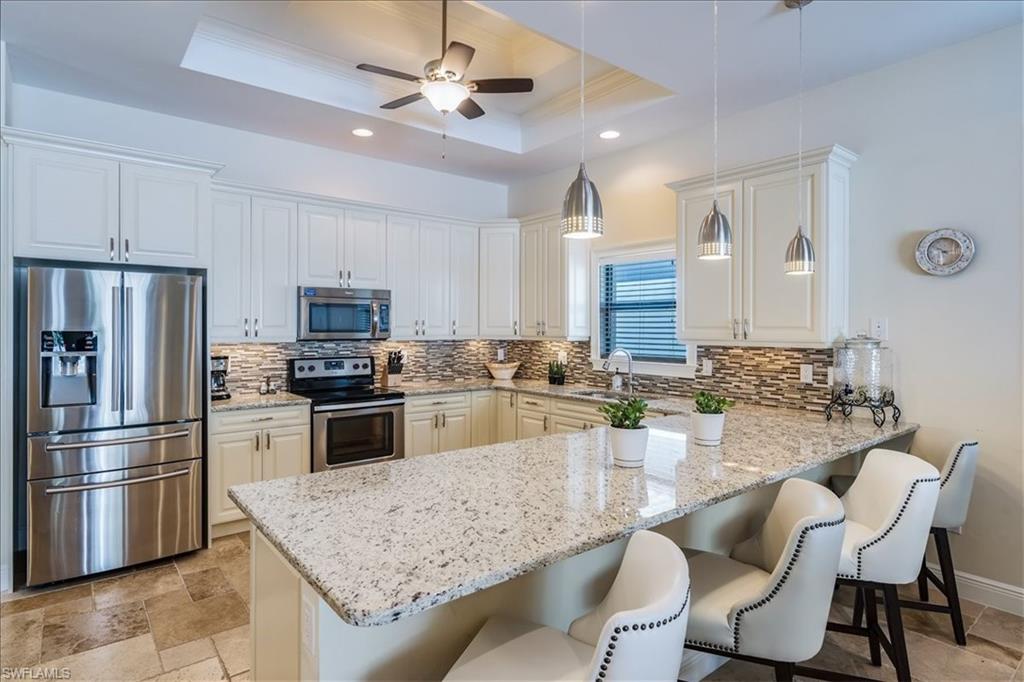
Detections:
[928, 562, 1024, 617]
[678, 648, 729, 682]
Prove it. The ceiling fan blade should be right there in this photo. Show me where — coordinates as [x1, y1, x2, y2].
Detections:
[440, 41, 475, 79]
[457, 98, 485, 120]
[357, 63, 422, 83]
[469, 78, 534, 94]
[381, 92, 425, 109]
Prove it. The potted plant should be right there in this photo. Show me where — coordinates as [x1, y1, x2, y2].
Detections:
[548, 360, 567, 385]
[598, 397, 650, 468]
[692, 391, 735, 446]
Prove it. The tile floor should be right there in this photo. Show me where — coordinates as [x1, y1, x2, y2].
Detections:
[2, 543, 1021, 681]
[1, 533, 252, 682]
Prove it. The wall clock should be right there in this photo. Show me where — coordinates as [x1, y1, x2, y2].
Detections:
[915, 229, 975, 276]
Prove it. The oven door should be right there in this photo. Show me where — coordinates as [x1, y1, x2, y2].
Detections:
[312, 400, 404, 471]
[298, 288, 390, 340]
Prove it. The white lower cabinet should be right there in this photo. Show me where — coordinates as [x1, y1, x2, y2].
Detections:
[516, 409, 549, 439]
[405, 412, 439, 457]
[438, 408, 471, 452]
[209, 406, 310, 535]
[471, 391, 496, 446]
[550, 416, 587, 434]
[404, 393, 471, 456]
[496, 390, 517, 443]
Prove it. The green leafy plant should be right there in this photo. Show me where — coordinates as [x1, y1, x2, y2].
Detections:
[547, 361, 566, 378]
[694, 390, 735, 414]
[599, 397, 649, 430]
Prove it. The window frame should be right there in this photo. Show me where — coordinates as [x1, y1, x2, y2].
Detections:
[590, 240, 696, 379]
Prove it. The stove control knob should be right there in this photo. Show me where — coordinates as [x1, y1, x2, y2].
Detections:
[307, 364, 315, 372]
[297, 366, 305, 373]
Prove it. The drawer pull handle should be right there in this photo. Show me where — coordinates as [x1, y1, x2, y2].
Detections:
[45, 429, 190, 452]
[430, 401, 446, 405]
[46, 467, 190, 495]
[251, 416, 274, 422]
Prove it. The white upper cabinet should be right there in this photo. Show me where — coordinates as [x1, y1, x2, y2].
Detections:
[418, 220, 452, 339]
[449, 225, 479, 339]
[519, 217, 590, 340]
[478, 224, 520, 338]
[251, 197, 298, 342]
[120, 162, 211, 267]
[11, 146, 120, 262]
[298, 206, 387, 290]
[670, 145, 855, 346]
[386, 215, 421, 339]
[7, 134, 217, 267]
[345, 209, 388, 290]
[210, 191, 252, 343]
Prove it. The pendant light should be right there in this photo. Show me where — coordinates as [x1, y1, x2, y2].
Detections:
[784, 0, 814, 275]
[696, 0, 732, 260]
[561, 0, 604, 239]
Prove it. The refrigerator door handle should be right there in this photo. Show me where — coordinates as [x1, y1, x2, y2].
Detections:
[43, 429, 191, 452]
[44, 467, 190, 495]
[111, 286, 121, 412]
[125, 286, 134, 411]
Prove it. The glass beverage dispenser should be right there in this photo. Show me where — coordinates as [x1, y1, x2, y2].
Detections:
[826, 334, 901, 427]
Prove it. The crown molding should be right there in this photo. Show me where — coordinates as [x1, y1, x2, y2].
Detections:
[666, 145, 859, 192]
[523, 69, 644, 122]
[357, 0, 521, 57]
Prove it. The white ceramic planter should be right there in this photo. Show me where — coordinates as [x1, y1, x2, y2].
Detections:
[692, 412, 726, 446]
[609, 426, 649, 468]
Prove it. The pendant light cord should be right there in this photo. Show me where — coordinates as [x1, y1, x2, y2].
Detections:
[579, 0, 585, 165]
[712, 0, 719, 204]
[796, 4, 804, 235]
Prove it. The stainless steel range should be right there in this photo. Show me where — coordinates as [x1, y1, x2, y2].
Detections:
[287, 356, 404, 471]
[14, 263, 204, 587]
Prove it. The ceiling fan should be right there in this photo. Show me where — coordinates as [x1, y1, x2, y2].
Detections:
[356, 0, 534, 120]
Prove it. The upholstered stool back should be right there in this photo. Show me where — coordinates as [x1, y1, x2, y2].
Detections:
[933, 441, 980, 530]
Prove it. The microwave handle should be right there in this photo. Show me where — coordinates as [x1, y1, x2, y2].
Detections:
[371, 301, 380, 337]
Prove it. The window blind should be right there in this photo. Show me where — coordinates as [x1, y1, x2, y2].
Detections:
[599, 258, 686, 363]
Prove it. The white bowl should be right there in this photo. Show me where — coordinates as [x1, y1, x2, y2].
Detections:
[485, 362, 520, 380]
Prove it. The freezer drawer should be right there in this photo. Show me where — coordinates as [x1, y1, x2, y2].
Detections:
[26, 459, 202, 586]
[27, 421, 202, 480]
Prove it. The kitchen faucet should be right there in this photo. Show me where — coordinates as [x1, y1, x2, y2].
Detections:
[602, 347, 634, 396]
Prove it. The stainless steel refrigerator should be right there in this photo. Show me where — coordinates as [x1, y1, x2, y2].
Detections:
[15, 263, 204, 587]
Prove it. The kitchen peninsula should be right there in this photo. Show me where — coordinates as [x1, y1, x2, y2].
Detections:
[229, 404, 917, 681]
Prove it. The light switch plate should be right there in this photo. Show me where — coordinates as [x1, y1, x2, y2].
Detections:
[557, 351, 568, 363]
[870, 317, 889, 340]
[702, 358, 713, 376]
[800, 364, 814, 384]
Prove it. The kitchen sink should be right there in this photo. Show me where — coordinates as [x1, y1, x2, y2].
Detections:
[571, 389, 631, 400]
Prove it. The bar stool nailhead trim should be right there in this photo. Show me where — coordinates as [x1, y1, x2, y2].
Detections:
[596, 587, 690, 682]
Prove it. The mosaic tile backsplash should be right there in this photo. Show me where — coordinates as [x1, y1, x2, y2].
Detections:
[212, 340, 833, 412]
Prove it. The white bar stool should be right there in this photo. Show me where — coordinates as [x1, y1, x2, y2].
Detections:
[443, 530, 690, 682]
[826, 449, 940, 682]
[682, 478, 847, 681]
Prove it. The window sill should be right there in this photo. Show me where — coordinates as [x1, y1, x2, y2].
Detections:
[591, 358, 696, 379]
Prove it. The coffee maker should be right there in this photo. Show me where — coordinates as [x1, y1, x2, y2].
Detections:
[210, 356, 231, 401]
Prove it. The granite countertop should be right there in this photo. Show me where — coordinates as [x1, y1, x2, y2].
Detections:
[229, 405, 918, 628]
[210, 391, 310, 413]
[399, 379, 692, 415]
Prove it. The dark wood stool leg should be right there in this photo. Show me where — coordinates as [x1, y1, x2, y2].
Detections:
[917, 553, 929, 602]
[934, 527, 968, 645]
[882, 584, 912, 682]
[774, 661, 795, 681]
[852, 586, 865, 628]
[864, 587, 882, 666]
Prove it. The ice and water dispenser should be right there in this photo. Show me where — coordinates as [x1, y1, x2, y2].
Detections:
[39, 330, 98, 407]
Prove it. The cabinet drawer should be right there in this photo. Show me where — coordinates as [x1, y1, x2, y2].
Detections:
[516, 394, 550, 412]
[211, 405, 310, 434]
[551, 398, 605, 421]
[406, 392, 470, 413]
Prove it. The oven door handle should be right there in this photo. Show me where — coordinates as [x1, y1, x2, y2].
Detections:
[313, 399, 406, 413]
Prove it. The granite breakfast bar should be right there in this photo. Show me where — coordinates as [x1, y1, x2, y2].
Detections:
[229, 405, 917, 681]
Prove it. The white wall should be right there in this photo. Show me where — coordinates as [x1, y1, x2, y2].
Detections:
[511, 26, 1024, 589]
[7, 84, 508, 221]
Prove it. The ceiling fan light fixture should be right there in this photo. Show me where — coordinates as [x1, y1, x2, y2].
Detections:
[561, 163, 604, 239]
[420, 80, 470, 113]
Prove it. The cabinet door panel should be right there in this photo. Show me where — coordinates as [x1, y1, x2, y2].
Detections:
[439, 408, 471, 452]
[542, 222, 566, 338]
[479, 227, 520, 337]
[345, 210, 388, 289]
[298, 204, 344, 287]
[209, 429, 260, 526]
[470, 391, 496, 446]
[252, 197, 298, 342]
[677, 186, 741, 341]
[405, 412, 437, 457]
[517, 409, 548, 440]
[12, 146, 119, 262]
[386, 216, 420, 339]
[497, 391, 517, 443]
[262, 426, 310, 480]
[450, 225, 479, 338]
[743, 170, 819, 342]
[120, 162, 210, 267]
[551, 416, 587, 434]
[210, 191, 252, 342]
[418, 221, 451, 339]
[519, 224, 544, 338]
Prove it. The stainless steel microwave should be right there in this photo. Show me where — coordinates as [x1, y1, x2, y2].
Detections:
[297, 287, 391, 340]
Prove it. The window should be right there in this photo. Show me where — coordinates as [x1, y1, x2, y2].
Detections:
[591, 242, 694, 378]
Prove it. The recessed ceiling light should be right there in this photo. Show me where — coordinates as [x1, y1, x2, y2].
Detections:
[599, 130, 620, 140]
[352, 128, 374, 137]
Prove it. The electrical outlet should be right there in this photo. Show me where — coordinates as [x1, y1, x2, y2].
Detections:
[827, 367, 834, 387]
[557, 350, 568, 363]
[800, 364, 814, 384]
[870, 317, 889, 340]
[496, 347, 506, 362]
[702, 358, 713, 376]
